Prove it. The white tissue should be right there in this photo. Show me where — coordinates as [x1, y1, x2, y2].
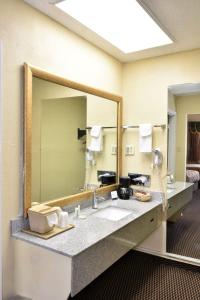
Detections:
[46, 213, 58, 228]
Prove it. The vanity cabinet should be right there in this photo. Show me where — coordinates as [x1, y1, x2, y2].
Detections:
[111, 205, 161, 248]
[71, 205, 162, 296]
[167, 184, 193, 220]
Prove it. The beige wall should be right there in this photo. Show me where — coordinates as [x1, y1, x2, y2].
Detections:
[122, 49, 200, 189]
[40, 97, 86, 201]
[0, 0, 122, 298]
[175, 94, 200, 180]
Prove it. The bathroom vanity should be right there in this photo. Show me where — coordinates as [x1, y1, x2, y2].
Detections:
[12, 64, 164, 299]
[12, 194, 162, 299]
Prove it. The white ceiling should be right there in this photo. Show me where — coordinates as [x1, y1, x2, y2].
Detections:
[169, 83, 200, 96]
[24, 0, 200, 62]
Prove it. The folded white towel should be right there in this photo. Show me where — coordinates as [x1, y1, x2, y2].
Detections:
[90, 125, 102, 138]
[88, 125, 103, 152]
[139, 123, 152, 153]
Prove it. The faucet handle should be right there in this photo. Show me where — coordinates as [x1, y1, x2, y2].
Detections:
[87, 183, 99, 192]
[96, 195, 105, 202]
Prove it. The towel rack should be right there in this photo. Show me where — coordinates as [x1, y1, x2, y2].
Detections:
[78, 124, 166, 139]
[86, 126, 116, 129]
[122, 124, 166, 129]
[77, 126, 116, 139]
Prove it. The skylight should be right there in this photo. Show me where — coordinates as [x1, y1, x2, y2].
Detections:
[56, 0, 173, 54]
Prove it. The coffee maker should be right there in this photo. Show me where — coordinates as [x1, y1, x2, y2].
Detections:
[117, 176, 133, 200]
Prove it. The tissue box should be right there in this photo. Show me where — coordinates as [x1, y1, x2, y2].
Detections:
[28, 205, 59, 234]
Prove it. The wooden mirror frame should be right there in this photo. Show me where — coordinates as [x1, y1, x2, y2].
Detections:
[24, 63, 122, 217]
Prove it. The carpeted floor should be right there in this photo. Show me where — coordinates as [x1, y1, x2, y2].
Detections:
[70, 250, 200, 300]
[167, 189, 200, 259]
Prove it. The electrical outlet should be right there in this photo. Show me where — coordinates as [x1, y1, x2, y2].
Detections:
[125, 145, 135, 156]
[111, 144, 117, 155]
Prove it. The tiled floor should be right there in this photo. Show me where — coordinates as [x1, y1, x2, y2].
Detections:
[167, 189, 200, 259]
[70, 250, 200, 300]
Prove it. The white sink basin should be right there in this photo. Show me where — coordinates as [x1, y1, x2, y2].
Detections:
[167, 188, 175, 194]
[167, 185, 176, 193]
[93, 206, 132, 221]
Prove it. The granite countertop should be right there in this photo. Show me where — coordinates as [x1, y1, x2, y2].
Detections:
[167, 181, 193, 200]
[12, 194, 162, 258]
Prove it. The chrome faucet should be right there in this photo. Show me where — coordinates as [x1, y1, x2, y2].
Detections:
[92, 189, 98, 209]
[167, 172, 175, 184]
[88, 184, 105, 209]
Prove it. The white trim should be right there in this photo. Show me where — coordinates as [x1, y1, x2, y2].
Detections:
[167, 112, 176, 175]
[184, 114, 188, 180]
[137, 249, 200, 267]
[0, 40, 3, 300]
[167, 108, 176, 116]
[165, 252, 200, 266]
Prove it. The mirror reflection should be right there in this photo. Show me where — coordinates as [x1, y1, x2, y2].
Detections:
[32, 77, 117, 203]
[167, 84, 200, 260]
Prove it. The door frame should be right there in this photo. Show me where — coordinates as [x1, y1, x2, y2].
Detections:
[167, 109, 176, 175]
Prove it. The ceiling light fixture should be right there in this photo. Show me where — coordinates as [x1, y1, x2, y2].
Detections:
[56, 0, 173, 54]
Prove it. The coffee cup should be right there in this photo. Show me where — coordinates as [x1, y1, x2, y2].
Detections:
[58, 211, 69, 228]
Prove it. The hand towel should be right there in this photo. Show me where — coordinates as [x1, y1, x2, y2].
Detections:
[88, 125, 103, 152]
[90, 125, 101, 138]
[139, 123, 152, 153]
[86, 149, 94, 161]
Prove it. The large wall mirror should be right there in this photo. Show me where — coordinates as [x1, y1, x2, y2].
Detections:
[24, 64, 122, 216]
[167, 83, 200, 263]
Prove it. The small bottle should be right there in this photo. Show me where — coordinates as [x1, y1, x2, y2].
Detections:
[77, 205, 81, 216]
[74, 207, 79, 218]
